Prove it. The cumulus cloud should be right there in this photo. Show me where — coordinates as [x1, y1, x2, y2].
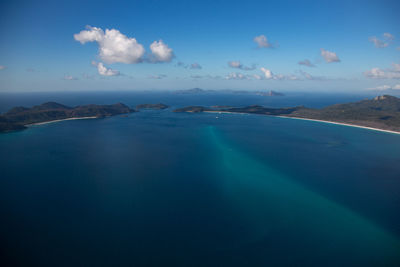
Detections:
[364, 63, 400, 79]
[0, 65, 6, 70]
[368, 84, 400, 90]
[149, 40, 174, 63]
[298, 59, 315, 67]
[254, 35, 273, 48]
[74, 26, 145, 64]
[260, 67, 274, 79]
[91, 61, 120, 76]
[63, 75, 78, 80]
[320, 48, 340, 63]
[259, 67, 299, 80]
[228, 61, 256, 70]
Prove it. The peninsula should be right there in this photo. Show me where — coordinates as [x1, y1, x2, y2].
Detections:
[173, 95, 400, 133]
[0, 102, 134, 133]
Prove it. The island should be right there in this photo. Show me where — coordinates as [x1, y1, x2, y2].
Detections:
[173, 88, 284, 96]
[263, 90, 285, 96]
[173, 95, 400, 133]
[3, 95, 400, 134]
[173, 106, 213, 113]
[0, 102, 134, 133]
[135, 103, 169, 110]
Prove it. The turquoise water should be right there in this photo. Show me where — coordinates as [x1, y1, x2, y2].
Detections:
[1, 97, 400, 266]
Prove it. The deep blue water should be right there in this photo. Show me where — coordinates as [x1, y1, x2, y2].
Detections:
[1, 92, 400, 266]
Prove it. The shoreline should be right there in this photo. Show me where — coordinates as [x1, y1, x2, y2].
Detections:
[26, 116, 98, 126]
[277, 116, 400, 135]
[204, 110, 400, 135]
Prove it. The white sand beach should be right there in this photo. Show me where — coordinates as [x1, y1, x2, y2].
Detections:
[205, 110, 400, 135]
[277, 116, 400, 135]
[26, 116, 98, 126]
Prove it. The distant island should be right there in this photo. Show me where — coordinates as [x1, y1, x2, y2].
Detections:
[3, 95, 400, 134]
[136, 103, 169, 110]
[0, 102, 134, 133]
[255, 90, 285, 96]
[174, 95, 400, 133]
[174, 88, 284, 96]
[174, 88, 210, 94]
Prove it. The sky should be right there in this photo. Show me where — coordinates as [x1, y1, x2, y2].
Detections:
[0, 0, 399, 92]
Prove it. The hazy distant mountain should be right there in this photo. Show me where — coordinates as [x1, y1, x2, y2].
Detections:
[174, 88, 208, 94]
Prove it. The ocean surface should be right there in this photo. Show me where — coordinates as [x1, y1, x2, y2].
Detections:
[1, 92, 400, 266]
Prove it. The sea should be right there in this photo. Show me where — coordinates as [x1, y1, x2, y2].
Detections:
[0, 91, 400, 266]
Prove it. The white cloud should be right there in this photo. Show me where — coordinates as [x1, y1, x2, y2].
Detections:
[74, 26, 145, 64]
[226, 68, 310, 81]
[369, 33, 395, 48]
[364, 63, 400, 79]
[259, 68, 299, 80]
[254, 35, 273, 48]
[74, 26, 103, 43]
[189, 63, 202, 69]
[229, 61, 241, 68]
[92, 61, 120, 76]
[225, 72, 249, 80]
[320, 48, 340, 63]
[63, 75, 78, 80]
[260, 67, 273, 79]
[149, 40, 173, 63]
[0, 65, 6, 70]
[368, 84, 400, 90]
[298, 59, 315, 67]
[228, 61, 255, 70]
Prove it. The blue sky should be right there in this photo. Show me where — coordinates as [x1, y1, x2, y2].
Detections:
[0, 0, 399, 92]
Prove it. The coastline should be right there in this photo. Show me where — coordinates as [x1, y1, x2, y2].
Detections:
[204, 111, 244, 115]
[26, 116, 98, 126]
[204, 110, 400, 135]
[277, 116, 400, 135]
